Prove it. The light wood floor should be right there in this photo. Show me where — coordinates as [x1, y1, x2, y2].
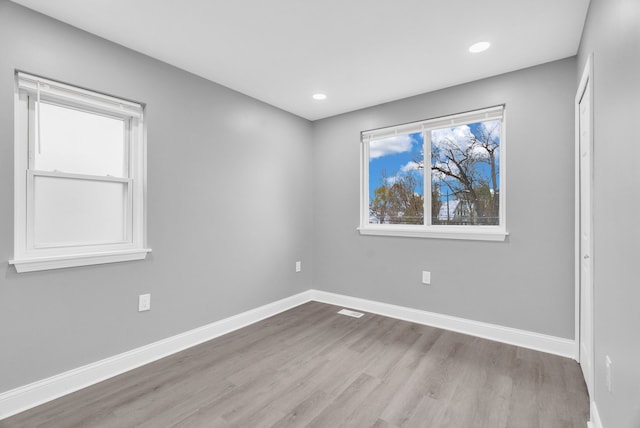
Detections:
[1, 301, 589, 428]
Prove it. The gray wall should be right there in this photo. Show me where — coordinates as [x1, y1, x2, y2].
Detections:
[312, 58, 577, 339]
[0, 0, 313, 393]
[578, 1, 640, 427]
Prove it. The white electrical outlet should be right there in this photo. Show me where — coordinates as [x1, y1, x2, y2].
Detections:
[422, 271, 431, 285]
[295, 261, 302, 272]
[138, 294, 151, 312]
[605, 355, 613, 392]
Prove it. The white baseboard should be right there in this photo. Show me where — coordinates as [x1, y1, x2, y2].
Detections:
[0, 288, 576, 420]
[308, 290, 576, 359]
[0, 290, 313, 420]
[588, 400, 603, 428]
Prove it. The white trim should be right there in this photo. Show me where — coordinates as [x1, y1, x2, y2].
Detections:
[587, 400, 603, 428]
[358, 225, 508, 241]
[574, 64, 582, 362]
[14, 88, 27, 263]
[423, 131, 432, 223]
[575, 53, 595, 395]
[0, 291, 314, 419]
[500, 109, 508, 232]
[9, 249, 152, 273]
[17, 72, 143, 118]
[0, 289, 576, 419]
[308, 290, 576, 359]
[29, 169, 131, 183]
[359, 132, 366, 228]
[362, 105, 504, 141]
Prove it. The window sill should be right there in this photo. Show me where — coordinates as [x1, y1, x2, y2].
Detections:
[9, 248, 152, 273]
[358, 226, 508, 241]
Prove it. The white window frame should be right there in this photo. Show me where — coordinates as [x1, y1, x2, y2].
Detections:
[359, 106, 508, 241]
[10, 72, 151, 272]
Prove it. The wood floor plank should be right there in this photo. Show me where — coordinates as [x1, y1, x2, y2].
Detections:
[1, 301, 589, 428]
[270, 389, 333, 428]
[379, 331, 463, 425]
[346, 328, 444, 427]
[430, 338, 506, 428]
[307, 373, 381, 428]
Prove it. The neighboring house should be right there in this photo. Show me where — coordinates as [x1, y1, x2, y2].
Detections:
[437, 199, 476, 223]
[437, 199, 460, 221]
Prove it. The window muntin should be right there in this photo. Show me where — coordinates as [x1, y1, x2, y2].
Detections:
[11, 72, 150, 272]
[360, 106, 506, 240]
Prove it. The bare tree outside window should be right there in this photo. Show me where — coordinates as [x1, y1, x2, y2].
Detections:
[431, 120, 500, 225]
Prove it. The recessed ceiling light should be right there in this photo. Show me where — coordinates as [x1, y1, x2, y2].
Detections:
[469, 41, 491, 53]
[312, 93, 327, 100]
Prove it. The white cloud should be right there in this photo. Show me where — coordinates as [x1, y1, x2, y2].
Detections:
[431, 161, 459, 182]
[470, 145, 487, 157]
[385, 161, 422, 187]
[480, 120, 501, 160]
[480, 120, 501, 143]
[431, 125, 473, 152]
[382, 161, 422, 185]
[432, 121, 501, 163]
[400, 160, 421, 173]
[385, 175, 400, 185]
[369, 135, 413, 159]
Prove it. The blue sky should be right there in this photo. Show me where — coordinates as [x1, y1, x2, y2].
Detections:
[368, 132, 424, 202]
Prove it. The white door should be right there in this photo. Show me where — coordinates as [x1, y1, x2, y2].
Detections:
[577, 57, 594, 397]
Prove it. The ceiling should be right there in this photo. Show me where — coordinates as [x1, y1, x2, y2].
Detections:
[10, 0, 590, 120]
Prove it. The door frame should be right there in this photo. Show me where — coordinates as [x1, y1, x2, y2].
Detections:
[575, 53, 594, 397]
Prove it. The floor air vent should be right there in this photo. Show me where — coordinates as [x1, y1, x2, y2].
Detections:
[338, 309, 364, 318]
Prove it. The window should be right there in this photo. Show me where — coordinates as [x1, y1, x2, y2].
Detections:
[10, 72, 150, 272]
[360, 106, 507, 241]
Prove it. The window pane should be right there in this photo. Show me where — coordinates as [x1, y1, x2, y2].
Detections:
[35, 102, 126, 177]
[431, 120, 500, 225]
[368, 132, 424, 224]
[33, 175, 127, 246]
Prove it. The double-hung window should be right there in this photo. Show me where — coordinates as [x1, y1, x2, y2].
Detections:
[11, 72, 150, 272]
[360, 106, 507, 241]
